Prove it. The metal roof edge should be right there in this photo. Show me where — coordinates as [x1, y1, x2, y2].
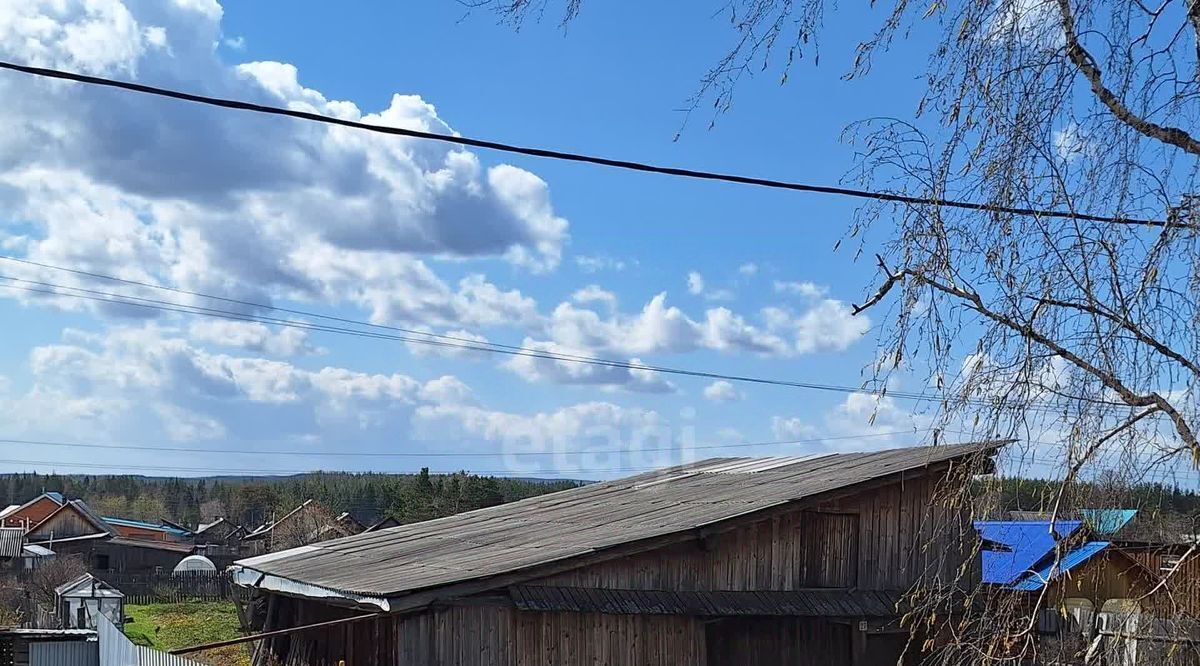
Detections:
[230, 564, 391, 611]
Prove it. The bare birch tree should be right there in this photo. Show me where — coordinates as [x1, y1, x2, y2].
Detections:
[473, 0, 1200, 661]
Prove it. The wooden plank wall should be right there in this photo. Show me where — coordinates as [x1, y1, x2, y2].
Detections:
[1127, 548, 1200, 615]
[27, 507, 98, 541]
[705, 617, 850, 666]
[537, 474, 974, 592]
[265, 600, 707, 666]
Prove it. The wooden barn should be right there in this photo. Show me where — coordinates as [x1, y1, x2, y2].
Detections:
[231, 442, 1002, 666]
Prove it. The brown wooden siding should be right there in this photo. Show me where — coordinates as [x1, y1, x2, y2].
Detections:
[27, 506, 101, 541]
[261, 598, 708, 666]
[536, 474, 974, 592]
[1125, 546, 1200, 614]
[1043, 550, 1165, 610]
[260, 597, 866, 666]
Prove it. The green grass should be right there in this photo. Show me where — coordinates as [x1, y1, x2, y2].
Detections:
[124, 602, 251, 666]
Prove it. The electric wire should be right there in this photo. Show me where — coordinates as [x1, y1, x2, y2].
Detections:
[0, 60, 1172, 228]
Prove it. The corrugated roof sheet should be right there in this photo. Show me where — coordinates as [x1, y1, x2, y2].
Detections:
[508, 586, 903, 617]
[0, 527, 24, 558]
[22, 543, 54, 557]
[104, 516, 191, 537]
[1080, 509, 1137, 536]
[976, 520, 1082, 585]
[235, 441, 1002, 599]
[109, 536, 193, 553]
[1011, 541, 1110, 591]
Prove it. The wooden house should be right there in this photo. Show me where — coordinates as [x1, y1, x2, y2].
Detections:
[231, 442, 1002, 666]
[0, 493, 64, 530]
[24, 500, 192, 574]
[979, 518, 1165, 609]
[194, 517, 248, 567]
[242, 499, 357, 555]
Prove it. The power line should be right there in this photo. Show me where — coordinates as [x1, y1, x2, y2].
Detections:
[0, 60, 1172, 229]
[0, 271, 1088, 413]
[4, 255, 1134, 414]
[0, 255, 601, 365]
[0, 457, 754, 477]
[0, 429, 923, 458]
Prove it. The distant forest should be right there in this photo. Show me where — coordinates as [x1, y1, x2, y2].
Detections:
[3, 470, 1199, 534]
[980, 476, 1200, 517]
[0, 469, 580, 530]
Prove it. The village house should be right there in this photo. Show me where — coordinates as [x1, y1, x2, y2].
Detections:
[0, 493, 65, 531]
[977, 513, 1163, 609]
[975, 513, 1175, 662]
[193, 517, 248, 567]
[231, 442, 1001, 666]
[242, 499, 359, 555]
[23, 499, 193, 574]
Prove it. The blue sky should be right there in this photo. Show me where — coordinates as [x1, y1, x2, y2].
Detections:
[0, 0, 956, 479]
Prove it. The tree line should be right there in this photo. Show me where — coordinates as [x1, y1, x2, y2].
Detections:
[0, 469, 579, 530]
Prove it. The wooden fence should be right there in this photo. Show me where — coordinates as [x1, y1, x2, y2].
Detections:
[101, 571, 235, 605]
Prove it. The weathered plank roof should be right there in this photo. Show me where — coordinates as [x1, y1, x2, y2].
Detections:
[507, 586, 903, 617]
[234, 442, 1001, 601]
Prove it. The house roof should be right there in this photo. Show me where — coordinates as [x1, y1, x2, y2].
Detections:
[197, 517, 241, 534]
[976, 519, 1083, 585]
[233, 441, 1002, 605]
[508, 586, 903, 617]
[1079, 509, 1138, 536]
[0, 527, 24, 558]
[363, 517, 401, 533]
[1011, 541, 1111, 591]
[0, 492, 67, 524]
[22, 544, 54, 557]
[27, 533, 110, 546]
[108, 537, 193, 554]
[103, 516, 191, 537]
[244, 499, 315, 540]
[55, 573, 123, 598]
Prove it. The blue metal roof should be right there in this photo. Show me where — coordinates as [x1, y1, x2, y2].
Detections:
[976, 520, 1083, 585]
[1079, 509, 1137, 536]
[103, 516, 190, 536]
[1011, 541, 1111, 591]
[45, 492, 64, 504]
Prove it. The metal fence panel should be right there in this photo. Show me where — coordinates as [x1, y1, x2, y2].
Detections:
[30, 641, 99, 666]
